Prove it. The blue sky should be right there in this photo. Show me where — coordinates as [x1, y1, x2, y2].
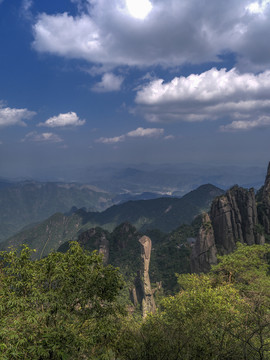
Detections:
[1, 0, 270, 179]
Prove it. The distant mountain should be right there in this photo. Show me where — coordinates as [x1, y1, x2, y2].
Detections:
[1, 184, 224, 258]
[112, 191, 172, 204]
[0, 181, 114, 242]
[76, 163, 266, 194]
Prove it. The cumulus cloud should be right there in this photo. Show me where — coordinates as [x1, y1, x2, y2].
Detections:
[32, 0, 270, 70]
[96, 127, 164, 144]
[246, 0, 270, 14]
[38, 112, 85, 127]
[0, 105, 36, 127]
[134, 67, 270, 129]
[92, 73, 124, 92]
[221, 116, 270, 131]
[22, 131, 63, 143]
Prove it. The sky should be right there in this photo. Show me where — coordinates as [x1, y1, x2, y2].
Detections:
[1, 0, 270, 179]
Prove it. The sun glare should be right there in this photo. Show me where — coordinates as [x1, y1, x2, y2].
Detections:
[125, 0, 153, 19]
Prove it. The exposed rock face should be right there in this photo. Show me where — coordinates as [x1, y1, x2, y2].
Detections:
[77, 228, 110, 263]
[259, 162, 270, 235]
[190, 213, 217, 273]
[111, 222, 138, 251]
[139, 235, 156, 318]
[210, 186, 263, 255]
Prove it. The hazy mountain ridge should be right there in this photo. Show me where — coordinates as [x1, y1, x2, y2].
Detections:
[78, 163, 266, 194]
[1, 162, 266, 242]
[1, 184, 224, 258]
[0, 181, 114, 242]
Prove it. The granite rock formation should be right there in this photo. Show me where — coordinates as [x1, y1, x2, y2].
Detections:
[210, 186, 264, 255]
[258, 162, 270, 236]
[139, 235, 156, 318]
[75, 228, 110, 263]
[190, 213, 217, 273]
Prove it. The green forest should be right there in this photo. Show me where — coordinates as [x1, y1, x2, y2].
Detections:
[1, 242, 270, 360]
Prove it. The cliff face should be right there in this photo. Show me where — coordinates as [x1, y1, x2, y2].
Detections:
[259, 162, 270, 235]
[139, 235, 156, 318]
[190, 213, 217, 273]
[77, 228, 110, 263]
[210, 186, 263, 255]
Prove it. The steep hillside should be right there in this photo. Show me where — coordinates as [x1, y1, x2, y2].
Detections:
[59, 222, 195, 293]
[1, 184, 223, 258]
[0, 181, 113, 242]
[87, 183, 224, 233]
[191, 162, 270, 272]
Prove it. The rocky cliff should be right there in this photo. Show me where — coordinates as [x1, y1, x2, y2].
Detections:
[191, 170, 270, 273]
[190, 213, 217, 273]
[210, 186, 263, 255]
[76, 228, 110, 264]
[258, 162, 270, 236]
[139, 235, 156, 318]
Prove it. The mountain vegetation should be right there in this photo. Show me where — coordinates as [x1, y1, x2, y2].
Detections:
[0, 181, 113, 242]
[116, 243, 270, 360]
[1, 242, 270, 359]
[0, 242, 124, 359]
[1, 163, 270, 358]
[0, 184, 223, 259]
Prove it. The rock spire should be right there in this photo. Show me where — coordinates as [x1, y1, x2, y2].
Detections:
[139, 235, 156, 318]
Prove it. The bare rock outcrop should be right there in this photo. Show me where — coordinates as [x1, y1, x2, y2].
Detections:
[77, 228, 110, 263]
[259, 162, 270, 235]
[139, 235, 156, 318]
[210, 186, 263, 255]
[190, 213, 217, 273]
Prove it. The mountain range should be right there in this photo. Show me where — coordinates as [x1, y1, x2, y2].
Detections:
[0, 180, 115, 242]
[71, 163, 267, 194]
[0, 184, 224, 259]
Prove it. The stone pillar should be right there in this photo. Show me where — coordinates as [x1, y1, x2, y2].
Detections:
[139, 235, 156, 318]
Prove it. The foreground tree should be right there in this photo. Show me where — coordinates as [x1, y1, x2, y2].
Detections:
[116, 244, 270, 360]
[211, 243, 270, 360]
[0, 242, 124, 359]
[116, 275, 245, 360]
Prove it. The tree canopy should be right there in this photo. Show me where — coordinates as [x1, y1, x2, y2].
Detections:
[116, 243, 270, 360]
[1, 242, 270, 359]
[0, 242, 124, 359]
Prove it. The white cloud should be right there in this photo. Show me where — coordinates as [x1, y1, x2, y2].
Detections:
[91, 73, 124, 92]
[96, 127, 164, 144]
[220, 116, 270, 131]
[0, 105, 36, 127]
[96, 135, 125, 144]
[134, 68, 270, 129]
[246, 0, 270, 14]
[164, 135, 175, 140]
[125, 0, 153, 20]
[38, 112, 85, 127]
[22, 131, 63, 143]
[31, 0, 270, 70]
[127, 127, 164, 137]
